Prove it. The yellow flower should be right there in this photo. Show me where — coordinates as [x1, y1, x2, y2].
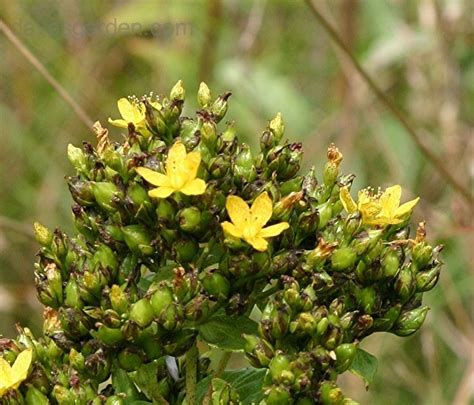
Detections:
[221, 192, 290, 251]
[340, 185, 419, 226]
[108, 98, 161, 129]
[136, 141, 206, 198]
[0, 349, 32, 397]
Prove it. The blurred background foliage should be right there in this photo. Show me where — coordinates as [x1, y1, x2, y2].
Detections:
[0, 0, 472, 403]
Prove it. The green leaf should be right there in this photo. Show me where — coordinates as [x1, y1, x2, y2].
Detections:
[129, 361, 168, 404]
[197, 314, 258, 351]
[349, 349, 378, 388]
[196, 368, 266, 405]
[111, 367, 140, 400]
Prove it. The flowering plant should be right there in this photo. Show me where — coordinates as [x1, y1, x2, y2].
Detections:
[0, 81, 441, 404]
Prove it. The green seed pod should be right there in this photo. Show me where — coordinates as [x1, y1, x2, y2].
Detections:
[412, 242, 433, 270]
[174, 239, 199, 263]
[382, 248, 400, 278]
[372, 304, 401, 332]
[198, 82, 212, 108]
[68, 178, 96, 206]
[184, 294, 213, 322]
[323, 162, 339, 186]
[343, 213, 361, 239]
[92, 244, 118, 274]
[156, 198, 175, 223]
[331, 247, 357, 272]
[64, 278, 83, 309]
[118, 254, 139, 284]
[290, 312, 316, 335]
[319, 381, 344, 405]
[127, 183, 150, 207]
[129, 298, 155, 328]
[394, 265, 415, 303]
[233, 143, 257, 184]
[201, 121, 218, 151]
[93, 182, 122, 212]
[118, 347, 143, 371]
[269, 354, 293, 385]
[105, 396, 125, 405]
[392, 306, 429, 336]
[92, 324, 124, 346]
[416, 262, 441, 292]
[53, 385, 76, 403]
[356, 286, 378, 314]
[209, 155, 231, 178]
[150, 286, 174, 317]
[69, 348, 86, 372]
[177, 206, 201, 233]
[85, 349, 111, 383]
[243, 334, 274, 367]
[202, 271, 230, 299]
[122, 225, 154, 256]
[26, 385, 49, 405]
[335, 343, 357, 373]
[59, 307, 91, 337]
[317, 202, 333, 229]
[159, 302, 183, 331]
[280, 176, 304, 196]
[109, 284, 129, 314]
[35, 262, 63, 308]
[266, 385, 291, 405]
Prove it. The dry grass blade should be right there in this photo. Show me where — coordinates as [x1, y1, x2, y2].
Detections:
[304, 0, 473, 206]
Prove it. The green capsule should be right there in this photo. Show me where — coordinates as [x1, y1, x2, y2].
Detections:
[202, 271, 230, 298]
[93, 182, 122, 212]
[394, 265, 415, 302]
[127, 183, 150, 206]
[372, 304, 401, 331]
[109, 284, 129, 314]
[269, 353, 292, 383]
[156, 198, 175, 223]
[320, 382, 344, 405]
[233, 144, 257, 184]
[331, 247, 357, 272]
[317, 202, 333, 229]
[118, 348, 143, 371]
[93, 244, 118, 273]
[92, 324, 124, 346]
[150, 287, 174, 317]
[416, 262, 441, 292]
[170, 79, 185, 101]
[129, 298, 155, 328]
[198, 82, 212, 108]
[266, 385, 291, 405]
[69, 348, 86, 372]
[68, 178, 96, 206]
[356, 286, 378, 314]
[392, 306, 429, 336]
[412, 242, 433, 269]
[35, 263, 63, 308]
[174, 239, 199, 263]
[64, 278, 83, 309]
[118, 254, 139, 284]
[177, 207, 201, 233]
[53, 385, 76, 404]
[67, 143, 89, 175]
[26, 385, 49, 405]
[201, 121, 218, 151]
[122, 225, 154, 256]
[335, 343, 357, 373]
[105, 396, 125, 405]
[382, 248, 400, 278]
[323, 162, 339, 186]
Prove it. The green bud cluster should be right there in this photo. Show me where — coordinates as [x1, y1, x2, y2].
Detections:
[0, 81, 442, 404]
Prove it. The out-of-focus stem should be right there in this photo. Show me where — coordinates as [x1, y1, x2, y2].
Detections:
[185, 341, 199, 405]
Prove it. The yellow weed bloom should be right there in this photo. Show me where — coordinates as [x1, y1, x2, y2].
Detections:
[108, 98, 161, 129]
[0, 349, 32, 397]
[221, 192, 289, 251]
[340, 185, 419, 226]
[136, 141, 206, 198]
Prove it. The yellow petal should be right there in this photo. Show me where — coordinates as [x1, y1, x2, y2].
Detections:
[166, 141, 186, 181]
[250, 192, 273, 228]
[221, 221, 242, 238]
[395, 197, 419, 218]
[108, 118, 128, 128]
[0, 357, 13, 387]
[340, 187, 357, 213]
[259, 222, 290, 238]
[150, 101, 162, 110]
[11, 349, 32, 386]
[245, 236, 268, 252]
[226, 195, 250, 229]
[184, 151, 202, 180]
[149, 187, 175, 199]
[180, 179, 207, 195]
[136, 167, 171, 187]
[379, 185, 402, 217]
[117, 98, 143, 123]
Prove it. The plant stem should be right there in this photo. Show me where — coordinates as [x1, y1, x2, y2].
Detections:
[185, 341, 199, 405]
[202, 351, 232, 405]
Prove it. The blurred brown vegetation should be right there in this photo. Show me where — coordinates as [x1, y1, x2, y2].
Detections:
[0, 1, 472, 403]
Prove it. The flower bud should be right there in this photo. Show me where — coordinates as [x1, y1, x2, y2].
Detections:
[243, 334, 274, 367]
[269, 112, 284, 143]
[319, 381, 344, 405]
[92, 324, 124, 346]
[372, 304, 401, 331]
[67, 144, 89, 175]
[382, 248, 400, 278]
[392, 306, 429, 336]
[198, 82, 212, 108]
[64, 278, 83, 309]
[201, 121, 218, 151]
[34, 222, 53, 248]
[35, 262, 63, 308]
[233, 144, 257, 185]
[26, 385, 49, 405]
[69, 348, 86, 371]
[109, 284, 129, 314]
[269, 353, 291, 383]
[170, 79, 185, 101]
[122, 225, 154, 256]
[174, 239, 199, 264]
[118, 347, 144, 371]
[184, 294, 213, 322]
[355, 286, 378, 314]
[266, 385, 291, 405]
[129, 298, 155, 328]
